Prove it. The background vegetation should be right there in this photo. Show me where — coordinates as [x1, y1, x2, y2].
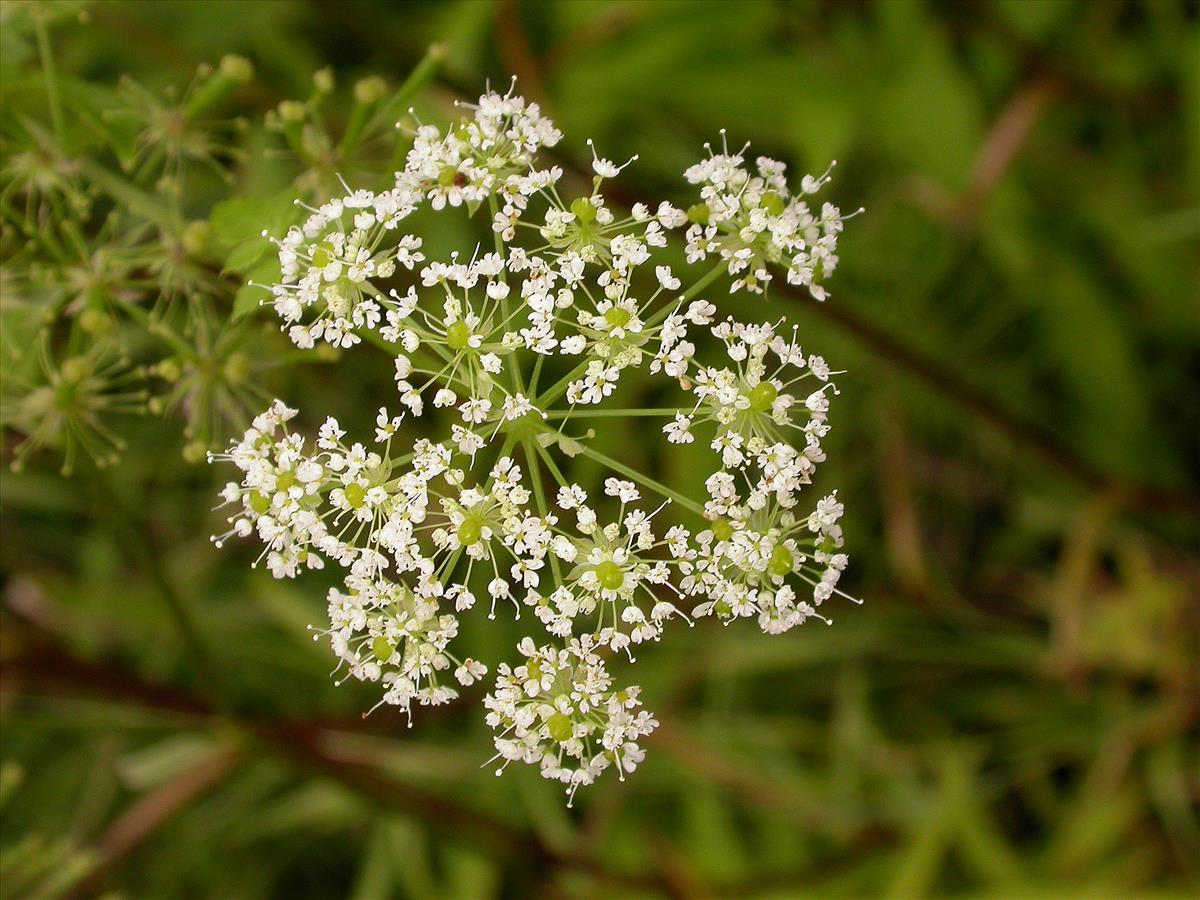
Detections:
[1, 1, 1197, 897]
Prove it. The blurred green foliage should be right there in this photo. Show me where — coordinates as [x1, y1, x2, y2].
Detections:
[1, 0, 1198, 897]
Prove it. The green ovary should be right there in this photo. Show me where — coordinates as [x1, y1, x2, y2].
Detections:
[457, 511, 484, 546]
[747, 381, 778, 413]
[344, 482, 365, 509]
[547, 713, 573, 742]
[310, 241, 335, 268]
[570, 196, 597, 223]
[760, 190, 786, 216]
[595, 560, 626, 591]
[371, 636, 394, 661]
[768, 544, 794, 577]
[446, 320, 471, 351]
[604, 307, 631, 329]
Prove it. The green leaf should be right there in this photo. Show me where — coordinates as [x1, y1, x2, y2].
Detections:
[232, 255, 280, 321]
[210, 189, 298, 274]
[1037, 260, 1149, 476]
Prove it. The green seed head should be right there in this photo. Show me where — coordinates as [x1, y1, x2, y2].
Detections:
[78, 308, 112, 336]
[182, 441, 207, 465]
[59, 357, 91, 384]
[371, 636, 394, 662]
[457, 513, 483, 546]
[768, 543, 794, 578]
[218, 54, 254, 83]
[354, 76, 387, 105]
[547, 713, 573, 742]
[344, 482, 366, 509]
[310, 241, 334, 269]
[570, 196, 597, 224]
[747, 381, 778, 412]
[446, 320, 471, 351]
[687, 202, 710, 226]
[595, 560, 626, 591]
[182, 220, 211, 257]
[604, 306, 632, 329]
[312, 67, 334, 94]
[278, 99, 306, 123]
[761, 190, 786, 217]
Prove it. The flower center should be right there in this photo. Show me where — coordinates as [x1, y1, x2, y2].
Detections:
[768, 544, 794, 577]
[371, 636, 394, 661]
[760, 190, 786, 217]
[547, 713, 573, 742]
[595, 560, 626, 590]
[570, 196, 597, 224]
[604, 307, 632, 329]
[712, 518, 734, 542]
[746, 381, 778, 413]
[457, 511, 485, 546]
[310, 241, 335, 269]
[344, 482, 366, 509]
[446, 320, 471, 351]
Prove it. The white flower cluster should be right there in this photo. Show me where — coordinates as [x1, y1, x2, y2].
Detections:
[216, 82, 860, 803]
[484, 636, 658, 803]
[683, 132, 860, 298]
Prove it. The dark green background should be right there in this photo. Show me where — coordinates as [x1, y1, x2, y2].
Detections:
[2, 1, 1198, 897]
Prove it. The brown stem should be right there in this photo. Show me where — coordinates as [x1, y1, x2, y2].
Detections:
[0, 611, 671, 894]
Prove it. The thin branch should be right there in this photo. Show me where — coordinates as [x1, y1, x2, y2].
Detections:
[96, 745, 240, 867]
[0, 612, 672, 895]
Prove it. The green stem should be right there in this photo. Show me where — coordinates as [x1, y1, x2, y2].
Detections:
[369, 43, 446, 140]
[337, 98, 376, 160]
[535, 262, 727, 408]
[489, 193, 526, 396]
[384, 449, 416, 473]
[183, 59, 249, 120]
[521, 439, 564, 589]
[542, 407, 684, 420]
[534, 358, 591, 409]
[531, 439, 569, 489]
[33, 2, 64, 146]
[573, 443, 705, 516]
[645, 260, 727, 329]
[93, 469, 222, 699]
[529, 352, 545, 396]
[122, 303, 197, 359]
